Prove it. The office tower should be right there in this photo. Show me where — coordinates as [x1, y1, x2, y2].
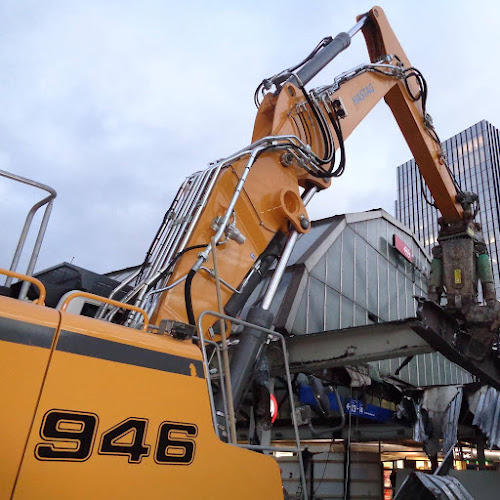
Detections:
[395, 120, 500, 297]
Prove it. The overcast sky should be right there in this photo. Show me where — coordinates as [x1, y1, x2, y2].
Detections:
[1, 0, 499, 275]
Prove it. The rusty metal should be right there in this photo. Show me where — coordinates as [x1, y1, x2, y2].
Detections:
[413, 298, 500, 390]
[265, 297, 500, 390]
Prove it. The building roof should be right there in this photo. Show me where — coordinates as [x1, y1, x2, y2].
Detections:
[287, 208, 430, 272]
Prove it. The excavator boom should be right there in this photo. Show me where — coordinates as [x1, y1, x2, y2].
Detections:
[109, 7, 465, 340]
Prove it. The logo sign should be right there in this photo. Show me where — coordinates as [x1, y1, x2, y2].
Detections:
[352, 82, 374, 106]
[393, 234, 413, 263]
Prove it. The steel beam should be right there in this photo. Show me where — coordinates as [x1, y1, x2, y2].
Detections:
[412, 299, 500, 390]
[238, 423, 481, 444]
[240, 423, 413, 443]
[269, 302, 500, 389]
[270, 320, 433, 375]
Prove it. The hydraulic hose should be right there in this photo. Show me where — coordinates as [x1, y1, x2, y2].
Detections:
[185, 269, 197, 325]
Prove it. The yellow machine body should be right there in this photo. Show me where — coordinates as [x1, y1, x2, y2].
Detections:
[1, 296, 282, 499]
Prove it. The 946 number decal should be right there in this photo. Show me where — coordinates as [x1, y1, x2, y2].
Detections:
[35, 409, 198, 465]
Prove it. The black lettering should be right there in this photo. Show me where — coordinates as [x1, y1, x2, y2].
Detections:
[155, 421, 198, 465]
[35, 410, 98, 462]
[98, 418, 150, 464]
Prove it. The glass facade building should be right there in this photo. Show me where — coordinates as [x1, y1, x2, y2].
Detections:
[395, 120, 500, 297]
[252, 209, 473, 387]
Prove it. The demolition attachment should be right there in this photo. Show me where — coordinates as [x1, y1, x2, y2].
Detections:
[427, 192, 500, 361]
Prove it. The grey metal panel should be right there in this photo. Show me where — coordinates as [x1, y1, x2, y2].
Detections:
[276, 266, 308, 332]
[277, 449, 381, 500]
[303, 219, 347, 272]
[346, 210, 431, 258]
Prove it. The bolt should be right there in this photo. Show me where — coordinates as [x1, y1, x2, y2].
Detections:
[299, 214, 310, 230]
[280, 152, 294, 167]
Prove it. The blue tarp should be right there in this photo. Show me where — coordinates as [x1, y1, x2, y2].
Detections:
[299, 384, 394, 422]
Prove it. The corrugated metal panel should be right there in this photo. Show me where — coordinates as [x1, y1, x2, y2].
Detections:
[413, 386, 463, 456]
[469, 385, 500, 448]
[372, 352, 473, 388]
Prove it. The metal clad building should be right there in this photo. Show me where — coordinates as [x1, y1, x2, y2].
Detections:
[252, 209, 473, 387]
[395, 119, 500, 296]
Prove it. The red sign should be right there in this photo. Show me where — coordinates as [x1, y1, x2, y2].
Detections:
[393, 234, 413, 263]
[270, 394, 278, 423]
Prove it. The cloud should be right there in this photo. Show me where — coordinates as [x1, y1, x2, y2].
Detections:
[1, 0, 499, 278]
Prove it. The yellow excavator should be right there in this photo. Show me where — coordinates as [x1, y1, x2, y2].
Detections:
[1, 6, 498, 499]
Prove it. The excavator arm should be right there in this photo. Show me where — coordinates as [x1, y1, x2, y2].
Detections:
[134, 7, 467, 333]
[253, 6, 462, 221]
[361, 8, 462, 222]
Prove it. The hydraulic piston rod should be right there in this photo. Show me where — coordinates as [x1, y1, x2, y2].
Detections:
[223, 187, 317, 412]
[290, 16, 368, 87]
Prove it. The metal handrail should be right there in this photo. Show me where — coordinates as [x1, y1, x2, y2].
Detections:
[0, 268, 46, 305]
[59, 291, 149, 331]
[193, 336, 231, 440]
[196, 310, 309, 500]
[1, 169, 56, 299]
